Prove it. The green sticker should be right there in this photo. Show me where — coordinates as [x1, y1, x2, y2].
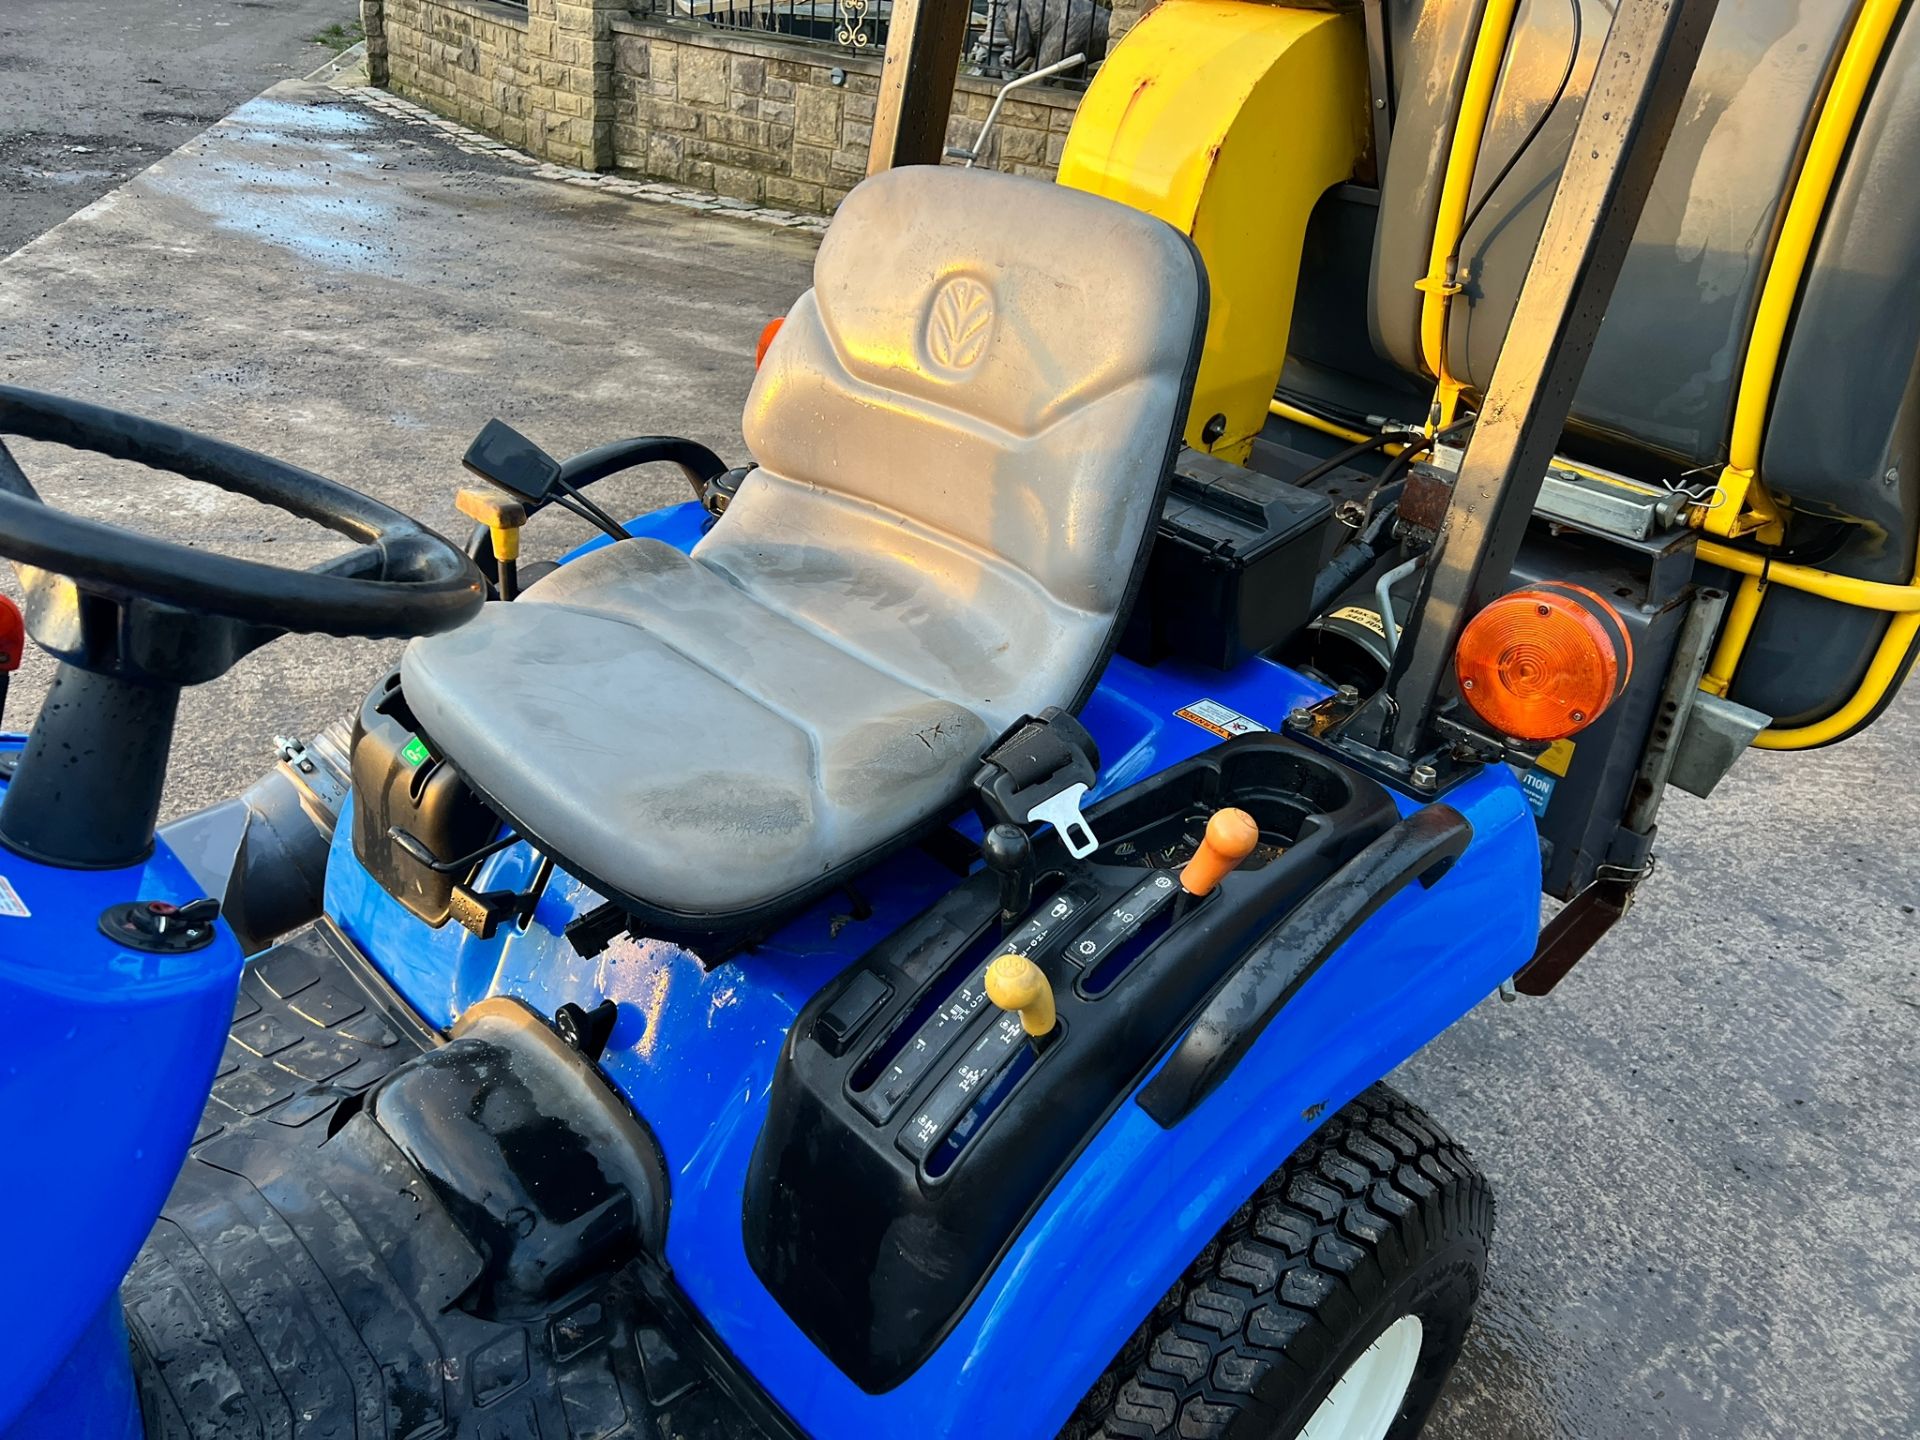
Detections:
[400, 735, 431, 768]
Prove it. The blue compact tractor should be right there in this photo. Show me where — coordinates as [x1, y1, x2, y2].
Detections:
[4, 0, 1917, 1436]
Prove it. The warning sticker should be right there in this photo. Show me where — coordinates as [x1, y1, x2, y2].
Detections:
[1330, 605, 1387, 638]
[400, 735, 431, 768]
[1536, 737, 1577, 778]
[0, 875, 29, 918]
[1175, 698, 1270, 740]
[1517, 767, 1557, 818]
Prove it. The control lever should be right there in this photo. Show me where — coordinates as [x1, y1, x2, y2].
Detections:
[985, 953, 1057, 1053]
[457, 486, 528, 601]
[1179, 808, 1261, 898]
[980, 823, 1034, 931]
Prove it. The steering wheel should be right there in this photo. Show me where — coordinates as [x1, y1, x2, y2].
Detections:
[0, 385, 483, 684]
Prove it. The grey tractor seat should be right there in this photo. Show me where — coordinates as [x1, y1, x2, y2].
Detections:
[401, 164, 1207, 928]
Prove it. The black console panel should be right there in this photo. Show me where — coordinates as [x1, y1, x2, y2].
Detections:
[743, 735, 1398, 1391]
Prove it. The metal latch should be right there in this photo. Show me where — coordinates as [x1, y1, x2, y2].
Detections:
[971, 707, 1102, 859]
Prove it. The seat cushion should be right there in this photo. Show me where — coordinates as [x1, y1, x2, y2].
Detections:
[399, 165, 1206, 925]
[401, 540, 991, 918]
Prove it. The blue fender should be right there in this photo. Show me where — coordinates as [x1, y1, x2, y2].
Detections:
[319, 502, 1543, 1437]
[0, 778, 242, 1438]
[3, 1302, 142, 1440]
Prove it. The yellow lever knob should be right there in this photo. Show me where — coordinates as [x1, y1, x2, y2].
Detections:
[456, 486, 527, 563]
[985, 953, 1056, 1038]
[1179, 807, 1261, 897]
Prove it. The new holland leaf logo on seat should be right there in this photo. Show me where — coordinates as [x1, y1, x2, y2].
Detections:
[924, 275, 994, 375]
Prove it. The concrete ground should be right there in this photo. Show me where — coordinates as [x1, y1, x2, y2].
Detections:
[0, 0, 362, 257]
[0, 77, 818, 819]
[0, 74, 1914, 1440]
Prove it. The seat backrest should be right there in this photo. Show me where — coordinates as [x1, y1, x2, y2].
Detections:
[697, 165, 1206, 733]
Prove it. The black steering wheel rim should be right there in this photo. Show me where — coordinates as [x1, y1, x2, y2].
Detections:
[0, 385, 483, 640]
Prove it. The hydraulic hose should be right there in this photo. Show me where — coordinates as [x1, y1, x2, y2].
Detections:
[1310, 480, 1408, 616]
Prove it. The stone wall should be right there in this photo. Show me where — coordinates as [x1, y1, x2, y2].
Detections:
[609, 20, 1078, 214]
[367, 0, 623, 168]
[364, 0, 1084, 213]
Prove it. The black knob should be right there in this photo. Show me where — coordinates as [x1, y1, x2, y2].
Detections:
[981, 822, 1034, 926]
[98, 896, 221, 954]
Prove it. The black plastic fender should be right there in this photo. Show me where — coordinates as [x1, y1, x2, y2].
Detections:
[1138, 804, 1473, 1126]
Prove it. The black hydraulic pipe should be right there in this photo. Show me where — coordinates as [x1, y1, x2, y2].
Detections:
[1308, 480, 1408, 615]
[558, 436, 728, 498]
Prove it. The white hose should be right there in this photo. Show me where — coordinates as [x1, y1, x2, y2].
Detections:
[1375, 554, 1423, 652]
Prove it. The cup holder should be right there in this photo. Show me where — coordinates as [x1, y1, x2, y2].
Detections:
[1090, 736, 1370, 871]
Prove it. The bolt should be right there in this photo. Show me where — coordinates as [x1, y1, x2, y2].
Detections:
[1570, 709, 1586, 723]
[1287, 707, 1314, 730]
[1335, 684, 1360, 706]
[1375, 97, 1387, 109]
[1886, 466, 1901, 488]
[1411, 762, 1438, 789]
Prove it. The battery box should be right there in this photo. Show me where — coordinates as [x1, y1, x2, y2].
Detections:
[1121, 448, 1335, 669]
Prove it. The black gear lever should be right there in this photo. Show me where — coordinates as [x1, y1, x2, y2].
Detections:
[981, 823, 1034, 930]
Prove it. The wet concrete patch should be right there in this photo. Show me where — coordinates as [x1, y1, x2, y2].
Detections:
[141, 97, 408, 275]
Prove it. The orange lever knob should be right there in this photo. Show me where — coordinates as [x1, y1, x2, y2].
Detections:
[1179, 808, 1260, 897]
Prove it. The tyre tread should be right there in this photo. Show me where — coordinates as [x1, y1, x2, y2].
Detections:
[1059, 1084, 1492, 1440]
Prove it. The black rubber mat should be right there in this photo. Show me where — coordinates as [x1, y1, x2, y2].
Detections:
[125, 920, 785, 1440]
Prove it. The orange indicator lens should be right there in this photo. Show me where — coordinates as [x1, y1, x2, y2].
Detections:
[755, 316, 785, 368]
[1454, 583, 1631, 741]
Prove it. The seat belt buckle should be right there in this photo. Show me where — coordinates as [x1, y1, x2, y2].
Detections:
[971, 707, 1102, 859]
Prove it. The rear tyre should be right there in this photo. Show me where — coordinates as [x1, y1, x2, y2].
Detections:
[1062, 1084, 1493, 1440]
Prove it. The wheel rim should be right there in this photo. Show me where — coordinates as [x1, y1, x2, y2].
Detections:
[1294, 1313, 1424, 1440]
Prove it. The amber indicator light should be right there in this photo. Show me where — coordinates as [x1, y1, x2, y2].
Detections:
[1454, 583, 1632, 742]
[755, 316, 785, 368]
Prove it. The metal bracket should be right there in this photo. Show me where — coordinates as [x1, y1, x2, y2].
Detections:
[1283, 687, 1492, 799]
[1621, 585, 1728, 834]
[1513, 861, 1652, 996]
[1360, 0, 1394, 176]
[1536, 469, 1690, 541]
[1668, 692, 1771, 798]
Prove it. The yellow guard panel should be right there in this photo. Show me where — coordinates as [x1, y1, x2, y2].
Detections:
[1058, 0, 1368, 462]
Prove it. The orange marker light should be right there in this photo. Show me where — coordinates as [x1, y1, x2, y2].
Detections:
[755, 316, 784, 368]
[1179, 807, 1261, 897]
[1455, 583, 1632, 742]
